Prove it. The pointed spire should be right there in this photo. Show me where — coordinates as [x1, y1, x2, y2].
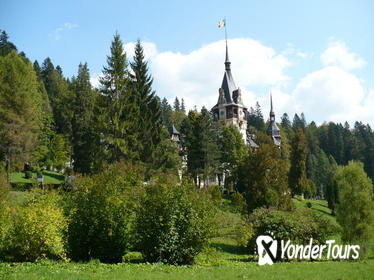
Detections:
[270, 92, 274, 114]
[225, 39, 231, 71]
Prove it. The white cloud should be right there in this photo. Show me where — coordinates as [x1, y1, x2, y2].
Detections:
[320, 40, 366, 70]
[51, 22, 78, 40]
[90, 73, 102, 89]
[149, 38, 291, 110]
[287, 66, 365, 121]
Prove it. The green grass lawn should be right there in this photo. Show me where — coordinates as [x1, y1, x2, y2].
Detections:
[10, 170, 64, 185]
[0, 260, 373, 280]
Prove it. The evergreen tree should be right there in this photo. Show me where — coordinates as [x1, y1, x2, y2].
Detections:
[99, 32, 141, 162]
[181, 98, 186, 113]
[151, 128, 182, 175]
[289, 128, 310, 196]
[174, 97, 180, 111]
[131, 40, 162, 165]
[180, 109, 219, 187]
[161, 98, 173, 127]
[200, 108, 220, 186]
[280, 113, 293, 138]
[325, 155, 338, 212]
[292, 113, 305, 131]
[247, 102, 265, 132]
[41, 57, 75, 138]
[33, 60, 42, 79]
[0, 30, 17, 57]
[71, 63, 98, 174]
[55, 65, 63, 76]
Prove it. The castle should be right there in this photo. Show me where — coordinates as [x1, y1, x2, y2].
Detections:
[211, 40, 281, 147]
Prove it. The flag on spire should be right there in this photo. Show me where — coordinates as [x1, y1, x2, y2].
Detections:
[218, 19, 225, 28]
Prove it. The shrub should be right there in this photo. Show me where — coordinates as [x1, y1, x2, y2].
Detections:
[306, 202, 312, 208]
[0, 173, 12, 259]
[231, 191, 246, 213]
[0, 189, 67, 262]
[134, 175, 216, 265]
[204, 185, 222, 204]
[25, 171, 33, 179]
[65, 163, 144, 263]
[245, 208, 339, 257]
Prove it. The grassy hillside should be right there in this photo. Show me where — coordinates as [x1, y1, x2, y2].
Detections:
[10, 170, 64, 185]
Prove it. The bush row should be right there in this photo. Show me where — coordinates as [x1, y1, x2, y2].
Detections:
[0, 163, 216, 264]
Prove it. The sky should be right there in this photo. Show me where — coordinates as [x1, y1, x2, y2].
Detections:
[1, 0, 373, 125]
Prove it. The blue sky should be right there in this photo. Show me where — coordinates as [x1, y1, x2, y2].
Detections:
[1, 0, 373, 124]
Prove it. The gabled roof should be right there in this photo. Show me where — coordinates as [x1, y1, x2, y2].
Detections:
[267, 121, 281, 137]
[220, 70, 236, 104]
[168, 124, 180, 135]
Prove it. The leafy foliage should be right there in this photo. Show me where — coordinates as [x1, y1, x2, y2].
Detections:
[0, 190, 67, 262]
[335, 161, 374, 256]
[134, 175, 216, 264]
[246, 207, 339, 256]
[0, 51, 44, 170]
[65, 163, 144, 263]
[237, 133, 292, 212]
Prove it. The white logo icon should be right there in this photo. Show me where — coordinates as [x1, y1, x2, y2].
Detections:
[256, 234, 277, 265]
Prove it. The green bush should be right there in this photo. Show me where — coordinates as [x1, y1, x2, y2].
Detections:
[306, 202, 312, 208]
[245, 208, 339, 256]
[0, 189, 67, 262]
[231, 191, 246, 213]
[65, 163, 144, 263]
[25, 171, 33, 179]
[204, 185, 222, 204]
[335, 161, 374, 257]
[134, 175, 216, 265]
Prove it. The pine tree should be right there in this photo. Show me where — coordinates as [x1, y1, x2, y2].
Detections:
[0, 30, 17, 57]
[292, 113, 305, 131]
[131, 40, 162, 165]
[200, 108, 220, 186]
[71, 63, 98, 173]
[180, 109, 219, 186]
[289, 128, 309, 196]
[161, 98, 173, 127]
[247, 102, 265, 132]
[41, 57, 75, 138]
[174, 97, 180, 111]
[181, 98, 186, 113]
[99, 32, 141, 162]
[280, 113, 293, 138]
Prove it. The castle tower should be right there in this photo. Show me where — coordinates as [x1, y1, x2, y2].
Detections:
[211, 40, 248, 143]
[266, 93, 281, 147]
